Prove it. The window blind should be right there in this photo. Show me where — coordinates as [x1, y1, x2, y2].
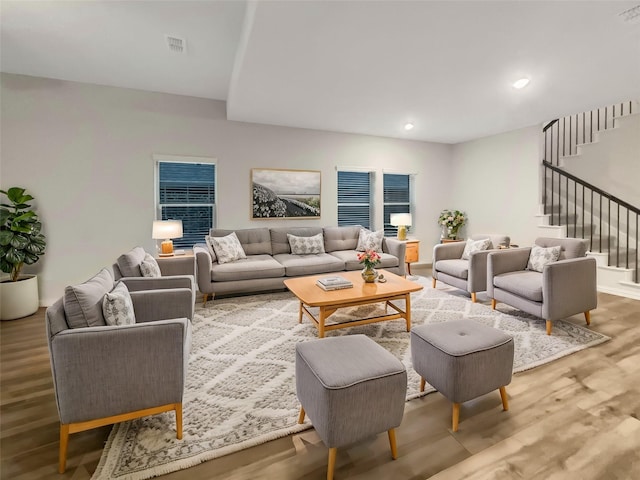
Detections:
[383, 173, 411, 236]
[337, 171, 371, 229]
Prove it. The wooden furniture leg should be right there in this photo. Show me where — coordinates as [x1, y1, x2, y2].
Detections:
[499, 386, 509, 411]
[419, 377, 426, 392]
[546, 320, 552, 335]
[452, 403, 461, 432]
[327, 447, 337, 480]
[432, 277, 437, 288]
[471, 292, 477, 303]
[388, 429, 398, 459]
[319, 307, 326, 338]
[58, 424, 70, 473]
[175, 403, 183, 439]
[202, 293, 209, 307]
[298, 407, 305, 424]
[584, 311, 591, 325]
[298, 301, 303, 323]
[491, 299, 497, 309]
[405, 293, 411, 331]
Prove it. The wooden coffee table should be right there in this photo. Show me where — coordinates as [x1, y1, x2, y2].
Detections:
[284, 270, 423, 338]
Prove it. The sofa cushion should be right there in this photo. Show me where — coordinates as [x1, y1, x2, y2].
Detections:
[288, 232, 325, 254]
[323, 226, 360, 252]
[140, 253, 161, 277]
[356, 228, 384, 252]
[270, 227, 324, 255]
[63, 268, 114, 328]
[273, 253, 345, 276]
[461, 238, 491, 260]
[329, 250, 400, 271]
[102, 281, 136, 326]
[116, 246, 146, 277]
[210, 228, 272, 256]
[527, 245, 561, 272]
[494, 271, 543, 302]
[211, 255, 285, 282]
[534, 237, 587, 260]
[210, 232, 247, 264]
[471, 234, 510, 250]
[435, 259, 469, 279]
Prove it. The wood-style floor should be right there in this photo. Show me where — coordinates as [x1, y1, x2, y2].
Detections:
[2, 267, 640, 480]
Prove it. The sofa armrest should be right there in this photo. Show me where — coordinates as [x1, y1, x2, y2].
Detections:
[121, 275, 194, 292]
[383, 238, 406, 276]
[194, 245, 214, 294]
[49, 318, 191, 424]
[130, 288, 195, 321]
[433, 242, 466, 263]
[487, 248, 531, 297]
[467, 249, 491, 292]
[158, 255, 196, 277]
[543, 256, 598, 321]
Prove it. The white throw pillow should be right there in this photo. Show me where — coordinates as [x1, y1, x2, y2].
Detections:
[287, 232, 325, 255]
[461, 238, 491, 260]
[140, 253, 161, 277]
[204, 235, 218, 262]
[102, 281, 136, 326]
[527, 245, 562, 272]
[211, 232, 247, 264]
[356, 228, 384, 252]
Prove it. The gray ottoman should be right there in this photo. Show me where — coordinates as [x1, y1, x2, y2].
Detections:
[296, 334, 407, 480]
[411, 320, 514, 432]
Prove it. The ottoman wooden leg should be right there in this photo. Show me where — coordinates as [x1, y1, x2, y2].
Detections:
[298, 407, 305, 424]
[499, 386, 509, 411]
[388, 428, 398, 459]
[452, 403, 461, 432]
[327, 447, 337, 480]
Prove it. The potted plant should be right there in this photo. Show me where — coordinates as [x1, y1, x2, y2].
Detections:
[438, 209, 467, 240]
[0, 187, 46, 320]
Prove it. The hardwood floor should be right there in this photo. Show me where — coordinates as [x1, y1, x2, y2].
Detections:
[2, 267, 639, 479]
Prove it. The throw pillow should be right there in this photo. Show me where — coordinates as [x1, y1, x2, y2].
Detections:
[102, 281, 136, 326]
[461, 238, 491, 260]
[140, 253, 161, 277]
[210, 232, 247, 264]
[356, 228, 384, 252]
[527, 245, 562, 272]
[204, 235, 218, 262]
[63, 268, 114, 329]
[287, 232, 325, 255]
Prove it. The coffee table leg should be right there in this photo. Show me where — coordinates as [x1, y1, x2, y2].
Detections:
[319, 307, 326, 338]
[298, 301, 303, 323]
[405, 293, 411, 332]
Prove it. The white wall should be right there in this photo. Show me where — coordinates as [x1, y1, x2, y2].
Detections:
[0, 73, 452, 305]
[450, 126, 542, 247]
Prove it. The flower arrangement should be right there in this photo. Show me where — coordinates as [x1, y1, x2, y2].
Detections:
[438, 209, 467, 239]
[357, 249, 381, 270]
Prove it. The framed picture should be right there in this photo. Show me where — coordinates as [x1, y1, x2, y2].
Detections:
[251, 168, 321, 219]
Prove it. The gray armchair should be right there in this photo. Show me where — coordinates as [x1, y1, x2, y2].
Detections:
[487, 237, 597, 335]
[113, 246, 196, 319]
[46, 268, 192, 473]
[432, 234, 510, 302]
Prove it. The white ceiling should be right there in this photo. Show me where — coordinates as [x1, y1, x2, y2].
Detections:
[2, 1, 639, 144]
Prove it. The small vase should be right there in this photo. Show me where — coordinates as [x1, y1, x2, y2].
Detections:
[447, 227, 458, 240]
[361, 266, 378, 283]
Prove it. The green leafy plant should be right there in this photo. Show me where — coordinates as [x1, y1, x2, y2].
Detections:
[0, 187, 46, 282]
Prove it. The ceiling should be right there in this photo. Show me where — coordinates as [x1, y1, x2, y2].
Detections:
[2, 1, 639, 144]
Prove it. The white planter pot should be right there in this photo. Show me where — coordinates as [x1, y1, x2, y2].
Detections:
[0, 274, 40, 320]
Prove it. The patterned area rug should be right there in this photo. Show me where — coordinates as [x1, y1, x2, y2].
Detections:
[92, 277, 609, 479]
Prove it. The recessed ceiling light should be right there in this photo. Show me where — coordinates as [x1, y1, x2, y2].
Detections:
[513, 78, 530, 89]
[404, 123, 414, 131]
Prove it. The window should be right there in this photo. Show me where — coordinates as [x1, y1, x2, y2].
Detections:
[337, 171, 372, 229]
[156, 157, 216, 249]
[383, 173, 411, 236]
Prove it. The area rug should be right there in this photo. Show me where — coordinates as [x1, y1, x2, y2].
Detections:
[92, 276, 609, 480]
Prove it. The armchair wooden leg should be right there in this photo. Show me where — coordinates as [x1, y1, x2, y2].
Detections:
[420, 377, 426, 392]
[202, 293, 209, 307]
[471, 292, 477, 303]
[546, 320, 552, 335]
[491, 299, 497, 310]
[584, 311, 591, 326]
[175, 403, 183, 440]
[388, 428, 398, 460]
[59, 423, 70, 474]
[327, 447, 337, 480]
[298, 407, 305, 424]
[499, 386, 509, 411]
[432, 277, 437, 288]
[452, 403, 461, 432]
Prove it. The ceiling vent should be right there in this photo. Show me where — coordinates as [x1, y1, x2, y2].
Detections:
[618, 4, 640, 24]
[165, 35, 186, 54]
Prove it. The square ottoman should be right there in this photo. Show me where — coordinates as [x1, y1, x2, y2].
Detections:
[411, 319, 514, 432]
[296, 334, 407, 480]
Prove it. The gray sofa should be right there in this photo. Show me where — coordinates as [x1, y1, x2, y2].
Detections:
[194, 225, 407, 301]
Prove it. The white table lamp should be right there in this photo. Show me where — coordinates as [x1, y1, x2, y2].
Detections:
[390, 213, 412, 241]
[152, 220, 183, 256]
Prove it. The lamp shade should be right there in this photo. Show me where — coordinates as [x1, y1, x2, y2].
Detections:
[152, 220, 183, 240]
[390, 213, 412, 227]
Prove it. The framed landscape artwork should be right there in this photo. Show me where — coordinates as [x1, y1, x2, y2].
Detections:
[251, 168, 321, 219]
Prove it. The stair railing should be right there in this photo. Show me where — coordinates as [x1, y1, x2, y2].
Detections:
[542, 160, 639, 283]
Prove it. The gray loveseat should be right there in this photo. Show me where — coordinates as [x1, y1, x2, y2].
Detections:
[194, 225, 407, 302]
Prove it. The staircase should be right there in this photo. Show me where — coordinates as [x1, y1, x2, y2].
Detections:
[537, 100, 640, 300]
